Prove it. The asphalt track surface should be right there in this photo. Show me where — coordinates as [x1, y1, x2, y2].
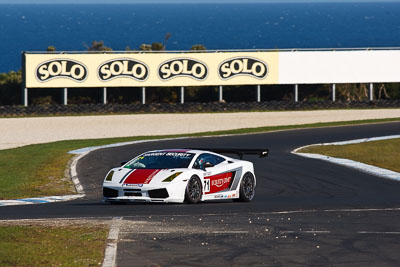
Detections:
[1, 122, 400, 266]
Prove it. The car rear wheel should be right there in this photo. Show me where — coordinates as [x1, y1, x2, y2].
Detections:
[185, 176, 202, 204]
[238, 172, 255, 202]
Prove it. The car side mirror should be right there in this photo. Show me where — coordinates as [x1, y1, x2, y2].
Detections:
[203, 162, 214, 169]
[120, 161, 128, 167]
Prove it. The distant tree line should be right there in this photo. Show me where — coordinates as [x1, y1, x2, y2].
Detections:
[0, 37, 399, 106]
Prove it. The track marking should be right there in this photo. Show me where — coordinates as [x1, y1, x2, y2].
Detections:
[102, 217, 122, 267]
[211, 231, 249, 234]
[292, 134, 400, 182]
[281, 230, 331, 234]
[68, 137, 190, 155]
[266, 207, 400, 215]
[118, 207, 400, 221]
[69, 153, 86, 194]
[292, 134, 400, 153]
[357, 231, 400, 235]
[0, 194, 85, 207]
[135, 232, 172, 234]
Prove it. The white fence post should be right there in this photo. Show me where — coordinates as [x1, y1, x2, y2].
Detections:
[219, 86, 223, 101]
[63, 88, 68, 105]
[369, 83, 374, 101]
[142, 87, 146, 104]
[103, 87, 107, 104]
[181, 87, 184, 104]
[294, 84, 299, 102]
[332, 84, 336, 102]
[23, 88, 28, 107]
[257, 85, 261, 102]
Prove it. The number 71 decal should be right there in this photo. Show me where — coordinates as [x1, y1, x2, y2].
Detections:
[204, 179, 210, 193]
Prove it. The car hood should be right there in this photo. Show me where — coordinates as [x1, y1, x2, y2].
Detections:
[108, 168, 188, 185]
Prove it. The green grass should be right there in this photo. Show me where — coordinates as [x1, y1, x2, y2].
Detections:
[299, 138, 400, 173]
[0, 117, 399, 199]
[0, 225, 108, 267]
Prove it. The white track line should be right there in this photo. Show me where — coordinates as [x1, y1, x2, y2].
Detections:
[69, 153, 87, 194]
[357, 231, 400, 235]
[0, 194, 84, 207]
[119, 207, 400, 220]
[211, 231, 249, 234]
[68, 137, 189, 155]
[102, 217, 123, 267]
[280, 230, 331, 234]
[292, 134, 400, 182]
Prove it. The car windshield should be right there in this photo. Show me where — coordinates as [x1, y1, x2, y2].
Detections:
[124, 152, 195, 169]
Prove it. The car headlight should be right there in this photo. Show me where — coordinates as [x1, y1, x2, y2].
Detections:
[162, 172, 182, 182]
[105, 170, 114, 182]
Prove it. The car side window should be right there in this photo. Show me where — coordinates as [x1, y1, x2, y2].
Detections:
[193, 153, 225, 170]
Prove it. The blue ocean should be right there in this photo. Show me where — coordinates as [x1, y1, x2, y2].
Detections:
[1, 2, 400, 73]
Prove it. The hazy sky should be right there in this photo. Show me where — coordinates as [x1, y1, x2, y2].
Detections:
[0, 0, 399, 3]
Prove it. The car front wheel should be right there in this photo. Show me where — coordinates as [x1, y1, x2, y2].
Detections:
[185, 176, 202, 204]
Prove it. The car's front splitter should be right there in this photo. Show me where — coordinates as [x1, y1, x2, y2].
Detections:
[104, 196, 184, 203]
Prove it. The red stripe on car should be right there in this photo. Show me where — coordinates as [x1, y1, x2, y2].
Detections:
[205, 172, 233, 194]
[124, 169, 161, 184]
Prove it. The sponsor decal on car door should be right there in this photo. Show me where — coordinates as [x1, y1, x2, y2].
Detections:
[204, 172, 233, 194]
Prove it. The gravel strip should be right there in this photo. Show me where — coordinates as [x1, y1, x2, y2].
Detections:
[1, 109, 399, 150]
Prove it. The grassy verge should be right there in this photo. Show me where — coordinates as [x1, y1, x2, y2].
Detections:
[0, 225, 108, 266]
[299, 138, 400, 173]
[0, 117, 399, 199]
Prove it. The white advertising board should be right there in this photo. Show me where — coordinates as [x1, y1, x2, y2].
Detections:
[24, 52, 279, 88]
[23, 49, 400, 88]
[279, 50, 400, 84]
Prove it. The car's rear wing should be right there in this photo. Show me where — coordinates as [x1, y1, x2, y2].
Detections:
[190, 148, 269, 160]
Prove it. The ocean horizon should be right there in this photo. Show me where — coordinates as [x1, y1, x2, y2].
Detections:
[1, 2, 400, 73]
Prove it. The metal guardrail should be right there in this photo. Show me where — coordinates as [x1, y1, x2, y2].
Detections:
[23, 47, 400, 54]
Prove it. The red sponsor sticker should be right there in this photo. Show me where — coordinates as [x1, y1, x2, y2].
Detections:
[124, 169, 161, 184]
[205, 172, 233, 194]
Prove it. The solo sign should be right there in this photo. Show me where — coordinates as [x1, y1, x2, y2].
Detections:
[158, 58, 208, 81]
[36, 59, 88, 82]
[98, 58, 149, 81]
[26, 52, 278, 88]
[218, 57, 268, 80]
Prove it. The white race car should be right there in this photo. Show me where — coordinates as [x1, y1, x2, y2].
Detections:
[103, 148, 268, 204]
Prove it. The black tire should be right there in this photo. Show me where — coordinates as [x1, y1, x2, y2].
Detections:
[185, 176, 202, 204]
[238, 172, 255, 202]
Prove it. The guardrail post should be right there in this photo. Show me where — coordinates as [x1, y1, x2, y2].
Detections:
[62, 88, 68, 105]
[219, 86, 223, 102]
[103, 87, 107, 104]
[142, 87, 146, 104]
[23, 87, 28, 107]
[257, 85, 261, 102]
[181, 86, 184, 104]
[294, 84, 299, 102]
[332, 84, 336, 102]
[369, 83, 374, 101]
